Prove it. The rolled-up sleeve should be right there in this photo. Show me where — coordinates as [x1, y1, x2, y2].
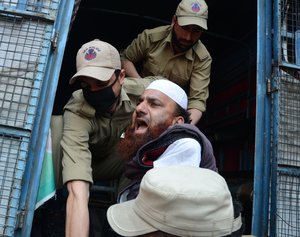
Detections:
[121, 30, 151, 62]
[188, 55, 212, 112]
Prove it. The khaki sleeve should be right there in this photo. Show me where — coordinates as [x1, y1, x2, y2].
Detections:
[61, 109, 93, 184]
[188, 56, 212, 112]
[121, 30, 151, 62]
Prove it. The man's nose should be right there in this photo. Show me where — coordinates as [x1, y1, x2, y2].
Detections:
[89, 84, 101, 92]
[183, 31, 192, 41]
[136, 102, 147, 114]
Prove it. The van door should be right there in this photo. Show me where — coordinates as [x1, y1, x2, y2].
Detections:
[0, 0, 74, 236]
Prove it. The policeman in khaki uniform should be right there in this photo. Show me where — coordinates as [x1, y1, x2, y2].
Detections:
[121, 0, 212, 125]
[56, 39, 155, 237]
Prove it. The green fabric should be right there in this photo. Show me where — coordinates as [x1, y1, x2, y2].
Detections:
[36, 131, 56, 209]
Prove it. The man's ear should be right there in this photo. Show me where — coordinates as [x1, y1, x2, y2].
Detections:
[173, 116, 184, 125]
[119, 69, 126, 84]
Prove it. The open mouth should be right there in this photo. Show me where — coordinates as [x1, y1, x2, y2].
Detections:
[135, 118, 148, 134]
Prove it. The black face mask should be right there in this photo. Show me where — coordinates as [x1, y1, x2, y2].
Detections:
[82, 75, 120, 116]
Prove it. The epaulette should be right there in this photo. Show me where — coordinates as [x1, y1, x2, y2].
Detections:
[193, 41, 212, 61]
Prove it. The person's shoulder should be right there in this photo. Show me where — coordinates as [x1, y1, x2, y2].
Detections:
[169, 123, 200, 132]
[64, 89, 83, 108]
[123, 76, 158, 95]
[64, 89, 95, 117]
[144, 25, 171, 42]
[193, 40, 212, 61]
[123, 76, 159, 106]
[145, 25, 170, 33]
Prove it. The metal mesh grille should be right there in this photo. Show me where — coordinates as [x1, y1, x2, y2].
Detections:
[275, 70, 300, 237]
[0, 0, 59, 236]
[275, 58, 300, 235]
[0, 16, 52, 129]
[281, 0, 300, 65]
[276, 173, 300, 237]
[0, 134, 28, 236]
[1, 0, 59, 17]
[273, 1, 300, 236]
[278, 75, 300, 167]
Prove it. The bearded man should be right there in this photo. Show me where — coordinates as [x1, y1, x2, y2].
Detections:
[117, 79, 217, 202]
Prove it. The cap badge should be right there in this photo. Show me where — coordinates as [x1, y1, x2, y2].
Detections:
[84, 48, 97, 61]
[191, 2, 201, 13]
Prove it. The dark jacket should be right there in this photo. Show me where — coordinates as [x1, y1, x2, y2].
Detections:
[118, 123, 218, 202]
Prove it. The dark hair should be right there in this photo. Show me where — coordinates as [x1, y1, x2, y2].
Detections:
[114, 69, 121, 78]
[173, 103, 191, 123]
[155, 231, 179, 237]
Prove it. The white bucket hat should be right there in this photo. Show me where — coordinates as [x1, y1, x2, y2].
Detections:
[107, 166, 242, 236]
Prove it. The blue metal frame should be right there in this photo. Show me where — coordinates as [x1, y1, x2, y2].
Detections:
[268, 0, 280, 236]
[14, 0, 75, 236]
[253, 0, 272, 235]
[296, 30, 300, 66]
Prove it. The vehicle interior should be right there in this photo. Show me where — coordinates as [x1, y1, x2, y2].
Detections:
[32, 0, 257, 236]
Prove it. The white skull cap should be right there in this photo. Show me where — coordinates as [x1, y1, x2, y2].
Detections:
[146, 79, 188, 110]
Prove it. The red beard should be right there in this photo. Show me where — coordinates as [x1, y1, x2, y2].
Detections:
[118, 122, 171, 160]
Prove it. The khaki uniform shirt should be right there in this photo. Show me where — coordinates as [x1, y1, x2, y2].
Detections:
[61, 77, 153, 184]
[122, 25, 212, 112]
